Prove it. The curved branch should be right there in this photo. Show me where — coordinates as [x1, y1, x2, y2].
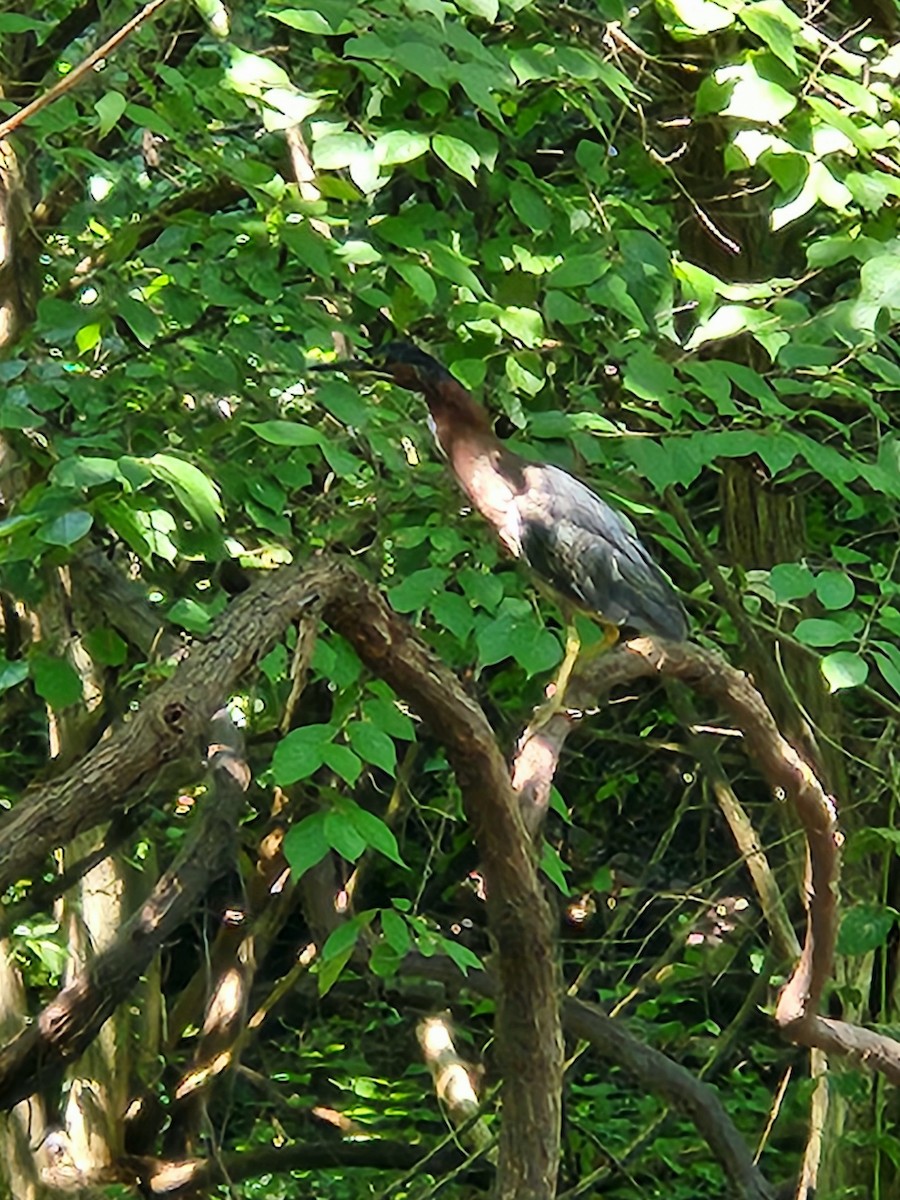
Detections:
[322, 578, 563, 1199]
[568, 638, 839, 1031]
[0, 559, 563, 1199]
[0, 709, 249, 1110]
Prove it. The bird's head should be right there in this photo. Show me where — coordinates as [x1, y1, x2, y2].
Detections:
[309, 340, 453, 393]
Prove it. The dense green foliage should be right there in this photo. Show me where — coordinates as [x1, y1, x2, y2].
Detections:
[3, 0, 900, 1196]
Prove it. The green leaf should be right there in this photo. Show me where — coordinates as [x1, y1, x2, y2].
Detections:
[369, 940, 404, 978]
[192, 0, 229, 36]
[837, 904, 897, 956]
[317, 942, 355, 996]
[142, 454, 223, 528]
[373, 131, 430, 165]
[167, 598, 214, 635]
[345, 802, 406, 866]
[428, 244, 488, 297]
[382, 908, 411, 955]
[261, 87, 321, 131]
[94, 92, 127, 137]
[272, 724, 334, 785]
[718, 63, 796, 125]
[322, 743, 363, 784]
[497, 306, 543, 346]
[545, 292, 592, 326]
[875, 652, 900, 699]
[31, 655, 83, 709]
[821, 651, 868, 693]
[82, 628, 128, 667]
[0, 14, 51, 32]
[225, 48, 293, 97]
[457, 0, 498, 19]
[267, 8, 333, 33]
[846, 826, 900, 864]
[547, 254, 606, 289]
[37, 510, 93, 547]
[0, 658, 28, 696]
[432, 135, 479, 183]
[429, 591, 475, 641]
[739, 1, 799, 72]
[362, 696, 416, 740]
[313, 132, 368, 170]
[118, 296, 160, 347]
[770, 563, 815, 604]
[283, 812, 330, 878]
[325, 806, 368, 859]
[347, 720, 397, 773]
[815, 571, 855, 610]
[392, 261, 437, 305]
[540, 840, 570, 893]
[389, 567, 448, 612]
[793, 619, 852, 648]
[509, 180, 552, 232]
[623, 348, 681, 405]
[42, 456, 115, 489]
[477, 609, 562, 676]
[249, 420, 323, 447]
[440, 936, 483, 976]
[655, 0, 733, 38]
[75, 323, 102, 354]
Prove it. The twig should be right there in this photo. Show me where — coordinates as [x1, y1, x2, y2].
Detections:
[0, 0, 173, 142]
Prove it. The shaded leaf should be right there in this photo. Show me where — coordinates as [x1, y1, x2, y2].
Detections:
[38, 510, 93, 547]
[837, 904, 897, 956]
[31, 655, 83, 708]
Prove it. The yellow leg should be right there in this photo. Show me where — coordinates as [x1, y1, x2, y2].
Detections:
[527, 621, 619, 734]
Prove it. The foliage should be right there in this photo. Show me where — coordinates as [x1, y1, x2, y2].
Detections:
[2, 0, 900, 1196]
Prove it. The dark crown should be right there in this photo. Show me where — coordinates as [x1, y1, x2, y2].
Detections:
[377, 341, 453, 382]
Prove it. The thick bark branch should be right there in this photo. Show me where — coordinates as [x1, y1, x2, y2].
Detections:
[121, 1139, 489, 1194]
[323, 580, 563, 1200]
[0, 560, 563, 1199]
[0, 710, 249, 1110]
[0, 561, 334, 895]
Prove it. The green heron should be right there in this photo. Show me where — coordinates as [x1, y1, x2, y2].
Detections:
[311, 341, 687, 713]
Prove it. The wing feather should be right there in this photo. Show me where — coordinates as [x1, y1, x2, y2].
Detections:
[516, 463, 687, 640]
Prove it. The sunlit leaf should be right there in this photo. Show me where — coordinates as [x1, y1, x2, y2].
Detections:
[94, 92, 127, 137]
[142, 454, 223, 528]
[821, 651, 868, 693]
[432, 135, 479, 183]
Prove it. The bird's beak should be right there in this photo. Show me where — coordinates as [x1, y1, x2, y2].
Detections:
[309, 357, 397, 383]
[307, 357, 371, 373]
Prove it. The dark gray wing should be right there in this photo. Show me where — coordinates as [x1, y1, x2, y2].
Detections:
[516, 463, 687, 640]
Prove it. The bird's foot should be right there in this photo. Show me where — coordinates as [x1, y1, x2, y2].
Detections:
[523, 622, 619, 739]
[524, 682, 581, 739]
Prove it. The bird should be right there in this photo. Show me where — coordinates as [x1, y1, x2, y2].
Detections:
[310, 341, 688, 716]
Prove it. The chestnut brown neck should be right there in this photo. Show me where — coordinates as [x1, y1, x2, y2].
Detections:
[421, 378, 494, 456]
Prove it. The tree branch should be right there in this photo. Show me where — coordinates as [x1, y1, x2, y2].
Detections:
[0, 559, 563, 1199]
[0, 0, 173, 142]
[401, 954, 776, 1200]
[0, 709, 249, 1110]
